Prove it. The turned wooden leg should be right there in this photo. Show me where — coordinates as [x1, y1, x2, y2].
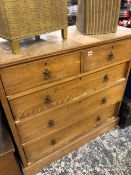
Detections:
[35, 35, 41, 40]
[61, 28, 68, 39]
[11, 40, 20, 54]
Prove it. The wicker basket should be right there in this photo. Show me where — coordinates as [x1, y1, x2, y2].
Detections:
[77, 0, 121, 35]
[0, 0, 68, 54]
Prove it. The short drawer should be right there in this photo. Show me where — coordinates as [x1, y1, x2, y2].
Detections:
[17, 83, 125, 143]
[83, 39, 131, 72]
[1, 52, 81, 95]
[10, 62, 128, 120]
[23, 105, 118, 163]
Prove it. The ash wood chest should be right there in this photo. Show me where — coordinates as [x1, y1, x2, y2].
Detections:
[0, 26, 131, 175]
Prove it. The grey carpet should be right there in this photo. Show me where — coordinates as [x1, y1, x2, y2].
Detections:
[36, 126, 131, 175]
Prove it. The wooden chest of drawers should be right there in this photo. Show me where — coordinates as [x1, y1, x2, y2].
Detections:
[0, 26, 131, 175]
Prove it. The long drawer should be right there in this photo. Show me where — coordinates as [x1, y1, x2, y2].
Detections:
[17, 83, 125, 144]
[83, 39, 131, 72]
[1, 52, 81, 95]
[23, 106, 118, 164]
[10, 62, 128, 121]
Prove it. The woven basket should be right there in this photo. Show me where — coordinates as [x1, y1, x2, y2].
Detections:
[77, 0, 121, 35]
[0, 0, 68, 54]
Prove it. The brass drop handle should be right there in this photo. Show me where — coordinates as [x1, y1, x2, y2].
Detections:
[103, 74, 109, 82]
[51, 139, 56, 145]
[108, 52, 114, 61]
[45, 95, 52, 104]
[43, 69, 51, 80]
[48, 120, 55, 127]
[96, 116, 101, 126]
[101, 97, 107, 104]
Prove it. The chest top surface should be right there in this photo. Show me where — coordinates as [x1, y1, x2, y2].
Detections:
[0, 26, 131, 68]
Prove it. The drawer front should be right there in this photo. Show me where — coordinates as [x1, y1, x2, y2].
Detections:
[23, 106, 117, 163]
[1, 52, 81, 95]
[17, 83, 125, 143]
[83, 39, 131, 72]
[17, 103, 118, 144]
[10, 62, 128, 120]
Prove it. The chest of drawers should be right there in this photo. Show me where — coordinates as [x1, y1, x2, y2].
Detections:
[0, 26, 131, 175]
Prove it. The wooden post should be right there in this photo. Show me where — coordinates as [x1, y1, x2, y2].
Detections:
[61, 28, 68, 39]
[11, 40, 20, 54]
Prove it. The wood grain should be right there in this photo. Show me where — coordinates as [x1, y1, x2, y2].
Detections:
[0, 108, 14, 156]
[0, 153, 21, 175]
[7, 58, 130, 101]
[0, 26, 130, 173]
[0, 103, 21, 175]
[21, 82, 125, 162]
[23, 117, 118, 175]
[10, 62, 128, 121]
[0, 26, 131, 69]
[0, 79, 28, 166]
[17, 103, 119, 144]
[23, 115, 118, 164]
[83, 39, 131, 72]
[1, 52, 80, 95]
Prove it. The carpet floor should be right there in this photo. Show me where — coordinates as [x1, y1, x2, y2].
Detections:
[36, 126, 131, 175]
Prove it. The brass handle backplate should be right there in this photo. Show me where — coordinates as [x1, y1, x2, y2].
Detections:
[108, 52, 114, 61]
[101, 97, 107, 104]
[96, 116, 101, 126]
[45, 95, 52, 104]
[48, 120, 55, 127]
[51, 139, 56, 145]
[43, 69, 51, 80]
[103, 74, 109, 82]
